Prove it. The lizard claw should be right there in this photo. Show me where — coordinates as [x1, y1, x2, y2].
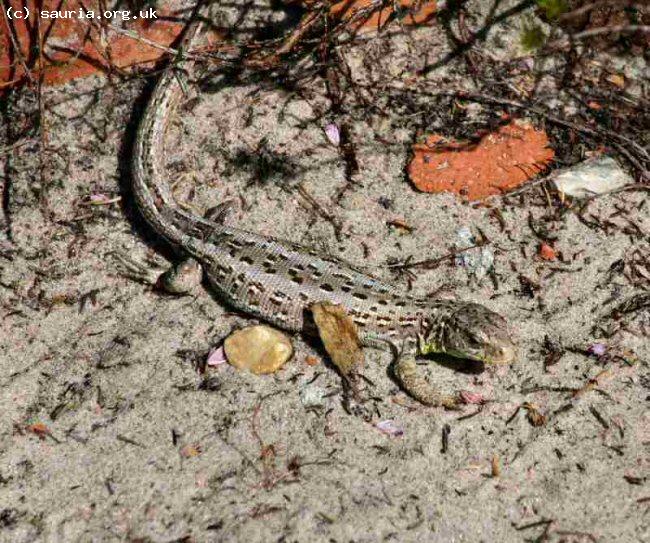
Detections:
[205, 199, 239, 226]
[113, 251, 162, 286]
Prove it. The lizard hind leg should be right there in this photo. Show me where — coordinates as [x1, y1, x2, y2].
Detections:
[114, 250, 201, 294]
[393, 354, 460, 409]
[156, 200, 237, 294]
[204, 199, 238, 227]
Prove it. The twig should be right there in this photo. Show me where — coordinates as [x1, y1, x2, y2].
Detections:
[547, 25, 650, 50]
[295, 183, 343, 237]
[0, 138, 36, 155]
[276, 10, 322, 55]
[559, 1, 644, 22]
[378, 86, 649, 177]
[77, 18, 203, 61]
[35, 4, 51, 216]
[388, 242, 489, 271]
[0, 6, 38, 87]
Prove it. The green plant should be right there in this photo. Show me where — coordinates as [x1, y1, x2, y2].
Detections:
[537, 0, 568, 20]
[520, 19, 547, 51]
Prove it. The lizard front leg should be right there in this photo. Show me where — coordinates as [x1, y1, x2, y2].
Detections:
[393, 354, 460, 409]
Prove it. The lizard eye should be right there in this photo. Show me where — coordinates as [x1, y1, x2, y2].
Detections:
[469, 331, 487, 346]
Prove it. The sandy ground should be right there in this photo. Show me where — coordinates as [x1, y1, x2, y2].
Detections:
[1, 1, 649, 541]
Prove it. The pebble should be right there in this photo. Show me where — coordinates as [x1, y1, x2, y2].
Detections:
[224, 325, 293, 374]
[553, 155, 632, 198]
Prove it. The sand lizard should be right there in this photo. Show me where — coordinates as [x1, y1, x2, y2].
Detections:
[130, 20, 516, 408]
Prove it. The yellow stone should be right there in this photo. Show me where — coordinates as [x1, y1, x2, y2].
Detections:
[224, 325, 293, 374]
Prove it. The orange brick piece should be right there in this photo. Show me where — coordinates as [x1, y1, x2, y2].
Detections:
[538, 242, 557, 261]
[1, 0, 184, 88]
[330, 0, 437, 32]
[408, 121, 555, 201]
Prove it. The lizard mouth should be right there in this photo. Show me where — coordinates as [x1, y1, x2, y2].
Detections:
[438, 339, 517, 366]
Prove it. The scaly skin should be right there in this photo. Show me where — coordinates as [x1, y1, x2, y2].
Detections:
[131, 22, 516, 406]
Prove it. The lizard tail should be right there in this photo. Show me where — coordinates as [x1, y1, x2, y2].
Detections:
[131, 9, 215, 255]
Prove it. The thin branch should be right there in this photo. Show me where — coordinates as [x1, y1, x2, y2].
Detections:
[548, 24, 650, 49]
[0, 5, 38, 87]
[559, 1, 645, 22]
[376, 86, 649, 177]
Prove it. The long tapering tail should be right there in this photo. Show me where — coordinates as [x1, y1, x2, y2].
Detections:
[131, 11, 216, 257]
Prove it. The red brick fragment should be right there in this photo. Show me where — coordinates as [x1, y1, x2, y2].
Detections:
[408, 121, 555, 201]
[330, 0, 437, 32]
[1, 1, 186, 88]
[538, 242, 556, 261]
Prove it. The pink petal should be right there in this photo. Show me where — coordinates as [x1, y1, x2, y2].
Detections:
[459, 390, 485, 404]
[375, 419, 404, 437]
[206, 346, 227, 367]
[587, 343, 607, 357]
[89, 193, 110, 203]
[519, 57, 535, 71]
[324, 123, 341, 146]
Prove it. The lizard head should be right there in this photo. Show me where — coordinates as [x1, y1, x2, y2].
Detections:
[420, 303, 516, 365]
